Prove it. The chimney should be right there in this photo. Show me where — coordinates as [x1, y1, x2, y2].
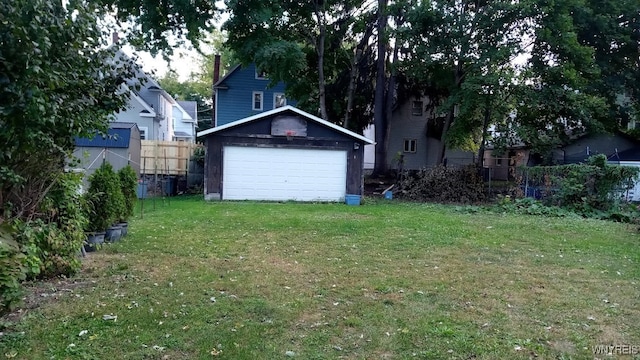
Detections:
[112, 32, 119, 45]
[212, 54, 221, 126]
[213, 54, 221, 83]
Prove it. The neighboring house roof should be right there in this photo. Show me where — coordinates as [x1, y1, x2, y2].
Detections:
[127, 89, 157, 117]
[75, 122, 138, 148]
[173, 131, 192, 137]
[213, 64, 241, 89]
[177, 101, 197, 121]
[173, 102, 193, 122]
[610, 147, 640, 162]
[198, 105, 375, 144]
[174, 101, 194, 122]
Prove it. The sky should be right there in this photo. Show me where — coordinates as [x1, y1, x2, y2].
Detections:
[125, 46, 201, 81]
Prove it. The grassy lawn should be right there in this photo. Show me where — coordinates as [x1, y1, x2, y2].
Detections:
[1, 196, 639, 359]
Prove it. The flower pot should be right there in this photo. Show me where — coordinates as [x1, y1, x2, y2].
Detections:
[85, 232, 105, 252]
[117, 222, 128, 237]
[105, 225, 122, 242]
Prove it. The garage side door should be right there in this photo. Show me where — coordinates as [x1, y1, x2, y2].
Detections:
[222, 146, 347, 201]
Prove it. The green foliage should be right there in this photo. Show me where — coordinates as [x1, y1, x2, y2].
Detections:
[493, 196, 576, 217]
[86, 163, 125, 232]
[396, 165, 485, 203]
[118, 165, 138, 222]
[98, 0, 218, 56]
[522, 155, 640, 214]
[0, 0, 139, 222]
[12, 172, 88, 278]
[191, 146, 205, 167]
[223, 0, 376, 131]
[0, 224, 27, 314]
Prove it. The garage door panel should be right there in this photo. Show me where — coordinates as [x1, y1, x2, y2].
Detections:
[222, 146, 347, 201]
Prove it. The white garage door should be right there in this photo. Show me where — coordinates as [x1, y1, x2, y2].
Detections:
[222, 146, 347, 201]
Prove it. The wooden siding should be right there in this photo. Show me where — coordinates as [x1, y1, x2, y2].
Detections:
[387, 97, 474, 169]
[141, 140, 196, 175]
[386, 97, 433, 169]
[204, 135, 364, 198]
[215, 63, 297, 127]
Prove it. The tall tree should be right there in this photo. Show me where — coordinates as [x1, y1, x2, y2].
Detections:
[223, 0, 375, 124]
[372, 0, 388, 175]
[98, 0, 219, 55]
[0, 0, 139, 220]
[397, 0, 528, 164]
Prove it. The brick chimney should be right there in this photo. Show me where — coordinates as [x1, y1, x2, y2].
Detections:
[212, 54, 221, 126]
[213, 54, 221, 83]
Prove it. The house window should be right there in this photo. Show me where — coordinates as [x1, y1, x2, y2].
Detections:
[496, 157, 503, 166]
[256, 69, 268, 79]
[403, 139, 417, 153]
[412, 101, 423, 116]
[139, 126, 148, 140]
[274, 93, 286, 108]
[252, 91, 264, 111]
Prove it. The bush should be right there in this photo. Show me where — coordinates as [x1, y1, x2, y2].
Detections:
[85, 162, 124, 232]
[191, 146, 205, 167]
[522, 154, 640, 214]
[396, 165, 485, 203]
[118, 165, 138, 222]
[0, 224, 29, 314]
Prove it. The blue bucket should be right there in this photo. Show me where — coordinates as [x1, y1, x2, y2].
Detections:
[345, 194, 361, 206]
[384, 191, 393, 200]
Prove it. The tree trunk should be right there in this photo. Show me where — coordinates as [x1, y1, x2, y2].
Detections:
[372, 0, 388, 176]
[344, 48, 362, 129]
[476, 97, 491, 168]
[383, 35, 400, 172]
[314, 2, 329, 121]
[437, 108, 454, 165]
[344, 21, 374, 129]
[436, 63, 464, 165]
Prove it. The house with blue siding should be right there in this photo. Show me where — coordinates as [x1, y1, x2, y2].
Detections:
[214, 63, 296, 127]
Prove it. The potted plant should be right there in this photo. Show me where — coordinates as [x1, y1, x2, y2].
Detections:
[86, 162, 123, 244]
[117, 165, 138, 237]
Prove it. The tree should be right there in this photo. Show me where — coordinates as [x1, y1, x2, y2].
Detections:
[0, 0, 139, 221]
[97, 0, 219, 56]
[372, 0, 388, 175]
[397, 0, 528, 165]
[223, 0, 375, 123]
[158, 30, 238, 131]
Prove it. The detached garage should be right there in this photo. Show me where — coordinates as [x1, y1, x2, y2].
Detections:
[197, 106, 374, 202]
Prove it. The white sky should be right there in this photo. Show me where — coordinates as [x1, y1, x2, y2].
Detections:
[118, 3, 228, 82]
[125, 46, 201, 81]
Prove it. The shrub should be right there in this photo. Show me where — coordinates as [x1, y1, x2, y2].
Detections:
[396, 165, 485, 203]
[521, 154, 640, 214]
[0, 224, 28, 314]
[85, 162, 124, 232]
[191, 146, 205, 167]
[118, 165, 138, 222]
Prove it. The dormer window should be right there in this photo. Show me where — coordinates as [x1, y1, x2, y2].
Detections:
[256, 69, 268, 79]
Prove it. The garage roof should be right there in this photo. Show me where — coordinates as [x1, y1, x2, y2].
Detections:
[197, 105, 375, 144]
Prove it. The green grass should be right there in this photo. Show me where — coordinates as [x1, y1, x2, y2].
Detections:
[2, 196, 639, 359]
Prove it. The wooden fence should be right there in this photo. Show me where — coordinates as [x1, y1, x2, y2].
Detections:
[141, 140, 196, 175]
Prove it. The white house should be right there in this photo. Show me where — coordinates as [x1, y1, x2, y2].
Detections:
[173, 101, 198, 142]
